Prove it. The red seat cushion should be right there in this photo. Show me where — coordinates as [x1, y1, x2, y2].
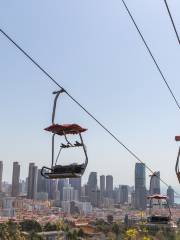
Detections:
[44, 124, 87, 135]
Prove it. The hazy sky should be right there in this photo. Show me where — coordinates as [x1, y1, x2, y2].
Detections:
[0, 0, 180, 190]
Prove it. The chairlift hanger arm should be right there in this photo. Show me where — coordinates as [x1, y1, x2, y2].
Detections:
[52, 89, 65, 125]
[175, 146, 180, 183]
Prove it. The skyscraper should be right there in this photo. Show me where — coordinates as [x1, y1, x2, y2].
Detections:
[100, 175, 105, 197]
[149, 171, 160, 194]
[37, 169, 51, 195]
[11, 162, 20, 197]
[63, 184, 74, 201]
[106, 175, 113, 199]
[120, 185, 128, 204]
[69, 178, 81, 201]
[27, 163, 38, 199]
[167, 186, 174, 207]
[58, 179, 68, 202]
[135, 163, 146, 210]
[49, 179, 58, 200]
[88, 172, 97, 190]
[0, 161, 3, 192]
[87, 172, 97, 205]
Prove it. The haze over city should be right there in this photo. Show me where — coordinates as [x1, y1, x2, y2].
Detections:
[1, 0, 180, 189]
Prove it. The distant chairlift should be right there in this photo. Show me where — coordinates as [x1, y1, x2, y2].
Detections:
[147, 194, 171, 225]
[175, 136, 180, 183]
[41, 90, 88, 179]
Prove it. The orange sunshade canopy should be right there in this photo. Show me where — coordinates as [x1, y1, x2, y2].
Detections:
[147, 194, 167, 200]
[175, 136, 180, 141]
[44, 124, 87, 135]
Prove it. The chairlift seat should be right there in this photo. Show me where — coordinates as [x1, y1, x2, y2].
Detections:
[147, 215, 170, 224]
[41, 163, 86, 179]
[44, 124, 87, 135]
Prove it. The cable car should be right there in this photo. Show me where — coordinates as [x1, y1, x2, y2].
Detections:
[175, 136, 180, 183]
[147, 194, 171, 225]
[41, 90, 88, 179]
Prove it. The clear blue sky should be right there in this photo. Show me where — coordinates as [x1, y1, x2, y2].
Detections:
[0, 0, 180, 190]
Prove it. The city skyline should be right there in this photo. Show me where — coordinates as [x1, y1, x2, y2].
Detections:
[1, 0, 180, 190]
[0, 160, 176, 193]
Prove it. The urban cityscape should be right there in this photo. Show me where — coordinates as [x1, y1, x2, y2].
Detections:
[0, 160, 179, 239]
[1, 0, 180, 239]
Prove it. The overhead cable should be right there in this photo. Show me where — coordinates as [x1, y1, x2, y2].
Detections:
[0, 28, 178, 195]
[121, 0, 180, 111]
[163, 0, 180, 44]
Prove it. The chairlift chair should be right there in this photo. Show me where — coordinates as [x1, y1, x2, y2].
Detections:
[41, 90, 88, 179]
[147, 194, 171, 224]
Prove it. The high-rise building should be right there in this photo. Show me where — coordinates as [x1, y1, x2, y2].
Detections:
[149, 171, 160, 194]
[167, 186, 174, 207]
[120, 185, 128, 204]
[37, 169, 45, 193]
[27, 163, 38, 199]
[106, 175, 113, 199]
[11, 162, 20, 197]
[113, 187, 120, 204]
[100, 175, 105, 197]
[135, 163, 146, 210]
[58, 179, 68, 201]
[49, 179, 58, 200]
[69, 178, 81, 201]
[11, 162, 20, 196]
[88, 172, 97, 190]
[19, 180, 26, 194]
[63, 184, 74, 201]
[87, 172, 97, 205]
[81, 184, 89, 202]
[89, 189, 101, 207]
[0, 161, 3, 192]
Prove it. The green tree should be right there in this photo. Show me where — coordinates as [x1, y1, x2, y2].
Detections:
[0, 221, 26, 240]
[78, 228, 84, 238]
[43, 222, 58, 232]
[20, 219, 42, 233]
[154, 230, 165, 240]
[112, 223, 120, 239]
[29, 232, 43, 240]
[0, 223, 10, 240]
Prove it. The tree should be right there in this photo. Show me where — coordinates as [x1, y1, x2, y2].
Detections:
[154, 230, 165, 240]
[78, 228, 84, 238]
[29, 232, 43, 240]
[0, 221, 26, 240]
[43, 222, 58, 232]
[112, 223, 120, 238]
[0, 223, 10, 240]
[20, 219, 42, 233]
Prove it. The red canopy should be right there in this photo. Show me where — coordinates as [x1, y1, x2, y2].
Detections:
[175, 136, 180, 141]
[147, 194, 167, 200]
[44, 124, 87, 135]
